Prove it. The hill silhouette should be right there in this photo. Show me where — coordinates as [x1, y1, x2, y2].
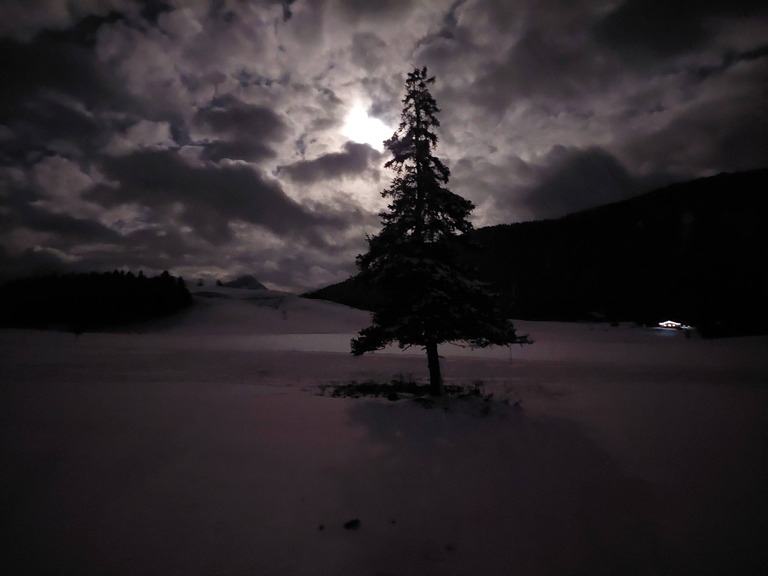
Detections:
[306, 169, 768, 337]
[221, 274, 267, 290]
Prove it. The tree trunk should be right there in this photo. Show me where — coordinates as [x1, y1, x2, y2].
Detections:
[426, 341, 443, 396]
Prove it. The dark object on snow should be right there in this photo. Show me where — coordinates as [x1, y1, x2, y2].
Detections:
[343, 519, 361, 530]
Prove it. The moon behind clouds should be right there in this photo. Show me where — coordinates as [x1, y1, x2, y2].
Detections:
[342, 106, 392, 152]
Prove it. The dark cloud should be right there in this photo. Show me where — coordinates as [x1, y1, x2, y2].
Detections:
[594, 0, 768, 65]
[2, 94, 105, 162]
[0, 21, 147, 164]
[0, 177, 131, 280]
[477, 29, 602, 103]
[0, 0, 131, 41]
[91, 149, 338, 242]
[140, 0, 173, 23]
[466, 3, 616, 112]
[275, 0, 299, 22]
[195, 95, 286, 140]
[115, 227, 199, 268]
[195, 94, 288, 162]
[7, 200, 123, 245]
[200, 140, 276, 163]
[0, 31, 128, 119]
[336, 0, 417, 22]
[411, 1, 479, 86]
[279, 141, 382, 183]
[518, 147, 637, 220]
[622, 87, 768, 177]
[350, 32, 388, 71]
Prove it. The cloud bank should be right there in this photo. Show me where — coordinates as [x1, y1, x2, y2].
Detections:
[1, 0, 766, 290]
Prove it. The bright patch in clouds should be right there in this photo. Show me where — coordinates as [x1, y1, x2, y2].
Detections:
[342, 107, 392, 151]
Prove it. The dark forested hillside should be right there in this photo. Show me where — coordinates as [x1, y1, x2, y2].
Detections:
[0, 270, 193, 333]
[306, 169, 768, 337]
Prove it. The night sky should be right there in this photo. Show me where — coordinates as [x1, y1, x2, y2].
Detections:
[1, 0, 766, 292]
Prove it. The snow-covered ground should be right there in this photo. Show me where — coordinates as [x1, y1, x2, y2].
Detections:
[2, 287, 767, 575]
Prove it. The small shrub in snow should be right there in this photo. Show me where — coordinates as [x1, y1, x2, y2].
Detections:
[343, 519, 361, 530]
[317, 380, 516, 416]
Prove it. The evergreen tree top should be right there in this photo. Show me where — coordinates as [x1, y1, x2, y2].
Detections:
[373, 66, 473, 247]
[385, 67, 442, 167]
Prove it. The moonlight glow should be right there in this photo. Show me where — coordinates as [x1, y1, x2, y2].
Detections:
[342, 107, 392, 151]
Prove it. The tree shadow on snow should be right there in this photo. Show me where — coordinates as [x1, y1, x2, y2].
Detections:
[341, 399, 674, 576]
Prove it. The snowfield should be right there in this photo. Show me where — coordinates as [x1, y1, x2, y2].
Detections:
[2, 287, 767, 575]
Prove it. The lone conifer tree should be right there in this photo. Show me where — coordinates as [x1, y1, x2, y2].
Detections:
[351, 67, 529, 395]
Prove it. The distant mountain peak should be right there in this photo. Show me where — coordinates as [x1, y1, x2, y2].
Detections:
[222, 275, 267, 290]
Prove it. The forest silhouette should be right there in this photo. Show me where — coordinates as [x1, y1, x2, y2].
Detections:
[0, 270, 192, 333]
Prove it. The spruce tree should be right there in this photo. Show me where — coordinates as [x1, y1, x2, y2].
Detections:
[351, 67, 529, 395]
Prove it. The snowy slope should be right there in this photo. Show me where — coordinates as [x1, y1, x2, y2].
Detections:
[2, 293, 767, 575]
[172, 287, 373, 335]
[158, 288, 768, 372]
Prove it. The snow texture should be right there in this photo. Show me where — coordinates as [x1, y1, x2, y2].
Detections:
[2, 287, 767, 575]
